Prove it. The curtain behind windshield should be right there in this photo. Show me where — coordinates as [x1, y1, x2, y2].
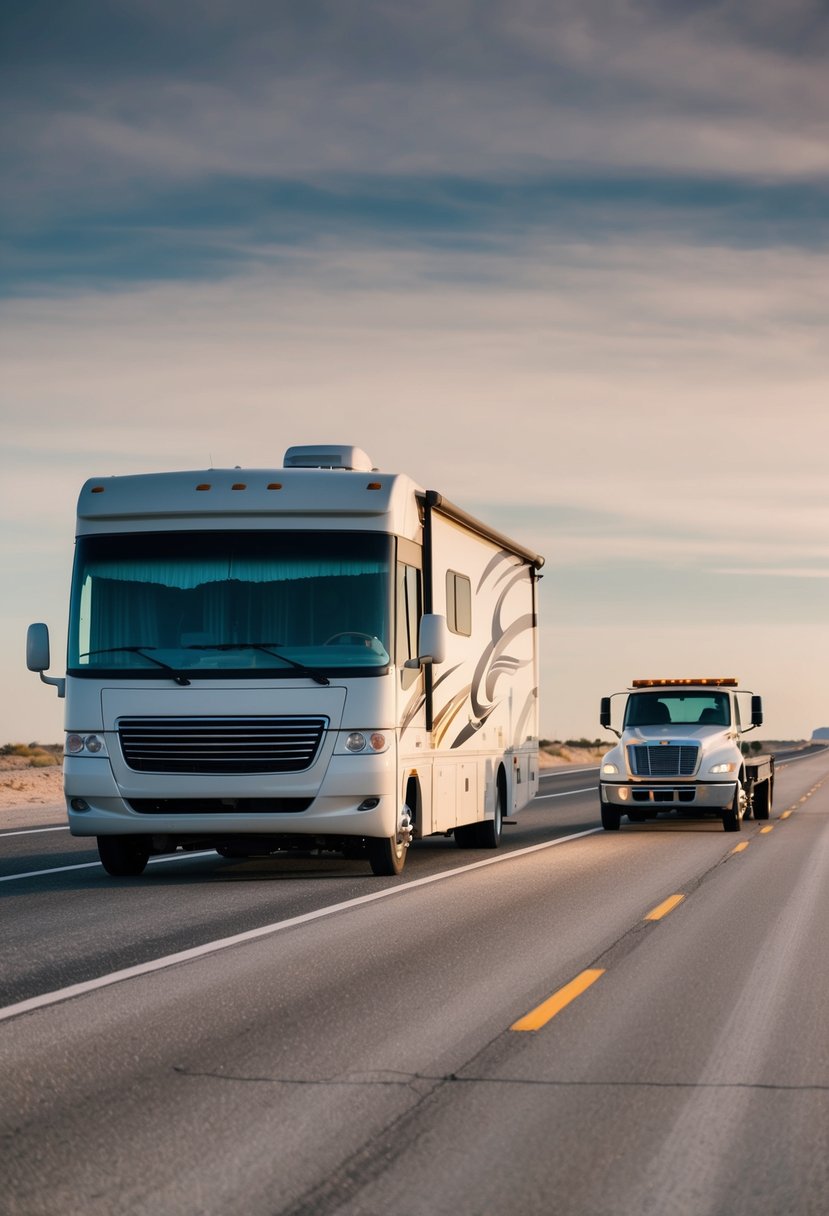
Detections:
[70, 532, 391, 672]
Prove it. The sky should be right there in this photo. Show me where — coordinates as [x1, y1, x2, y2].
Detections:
[2, 0, 828, 745]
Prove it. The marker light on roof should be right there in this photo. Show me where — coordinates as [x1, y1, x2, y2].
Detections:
[631, 678, 738, 688]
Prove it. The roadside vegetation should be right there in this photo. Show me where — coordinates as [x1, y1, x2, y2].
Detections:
[540, 738, 611, 764]
[0, 743, 63, 768]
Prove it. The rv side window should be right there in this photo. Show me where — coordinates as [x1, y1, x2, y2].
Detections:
[446, 571, 472, 636]
[396, 564, 422, 673]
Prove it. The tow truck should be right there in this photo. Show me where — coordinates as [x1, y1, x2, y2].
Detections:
[598, 678, 774, 832]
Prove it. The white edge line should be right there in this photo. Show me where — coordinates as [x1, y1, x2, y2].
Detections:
[535, 787, 595, 800]
[539, 767, 599, 777]
[0, 825, 69, 838]
[0, 827, 601, 1023]
[0, 850, 216, 884]
[1, 785, 596, 880]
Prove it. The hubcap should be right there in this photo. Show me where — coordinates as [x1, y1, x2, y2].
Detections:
[396, 804, 413, 849]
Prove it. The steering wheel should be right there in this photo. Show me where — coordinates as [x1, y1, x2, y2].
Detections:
[323, 631, 376, 646]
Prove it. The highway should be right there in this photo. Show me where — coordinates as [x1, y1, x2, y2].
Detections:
[2, 750, 828, 1215]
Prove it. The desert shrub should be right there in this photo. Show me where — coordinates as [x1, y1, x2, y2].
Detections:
[2, 742, 63, 764]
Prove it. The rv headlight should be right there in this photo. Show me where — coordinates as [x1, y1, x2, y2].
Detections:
[602, 762, 619, 775]
[341, 731, 389, 754]
[65, 732, 107, 757]
[709, 762, 736, 774]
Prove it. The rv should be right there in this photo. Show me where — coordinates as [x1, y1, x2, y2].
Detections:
[28, 445, 544, 877]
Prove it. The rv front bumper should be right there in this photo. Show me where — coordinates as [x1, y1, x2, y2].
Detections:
[600, 781, 737, 810]
[63, 754, 398, 839]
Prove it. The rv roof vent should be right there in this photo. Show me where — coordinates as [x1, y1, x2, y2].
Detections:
[283, 445, 375, 472]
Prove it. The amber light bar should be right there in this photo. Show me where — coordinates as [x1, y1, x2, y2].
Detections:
[632, 678, 739, 688]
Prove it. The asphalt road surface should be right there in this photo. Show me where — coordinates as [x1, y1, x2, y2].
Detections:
[2, 751, 827, 1215]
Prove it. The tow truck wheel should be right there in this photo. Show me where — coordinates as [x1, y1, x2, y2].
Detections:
[753, 779, 772, 821]
[601, 804, 621, 831]
[722, 785, 743, 833]
[97, 835, 150, 877]
[367, 834, 407, 876]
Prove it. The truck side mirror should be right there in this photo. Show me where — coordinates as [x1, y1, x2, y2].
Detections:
[27, 622, 51, 672]
[599, 697, 612, 729]
[405, 613, 447, 668]
[751, 695, 763, 728]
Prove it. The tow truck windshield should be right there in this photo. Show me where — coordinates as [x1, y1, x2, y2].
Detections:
[624, 691, 730, 728]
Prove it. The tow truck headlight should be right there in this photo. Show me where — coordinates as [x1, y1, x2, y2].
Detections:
[709, 762, 736, 774]
[602, 762, 619, 775]
[65, 733, 108, 757]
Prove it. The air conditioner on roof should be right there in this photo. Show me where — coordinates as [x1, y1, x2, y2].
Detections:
[282, 446, 375, 472]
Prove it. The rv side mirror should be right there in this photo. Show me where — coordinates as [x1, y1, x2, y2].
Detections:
[599, 697, 612, 730]
[26, 622, 66, 697]
[751, 695, 763, 728]
[412, 613, 447, 667]
[27, 622, 51, 672]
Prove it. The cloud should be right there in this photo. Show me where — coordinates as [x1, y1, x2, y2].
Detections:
[3, 1, 829, 238]
[3, 236, 827, 562]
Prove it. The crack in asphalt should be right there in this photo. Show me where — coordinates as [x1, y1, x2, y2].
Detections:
[171, 1064, 828, 1095]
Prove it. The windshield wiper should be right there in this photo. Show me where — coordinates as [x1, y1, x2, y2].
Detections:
[79, 646, 191, 686]
[185, 642, 330, 686]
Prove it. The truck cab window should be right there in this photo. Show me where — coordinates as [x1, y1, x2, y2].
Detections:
[624, 691, 730, 727]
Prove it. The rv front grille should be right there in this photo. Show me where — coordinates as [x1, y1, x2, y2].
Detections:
[628, 744, 699, 778]
[118, 716, 328, 774]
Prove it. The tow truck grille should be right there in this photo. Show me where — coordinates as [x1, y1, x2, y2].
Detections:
[628, 744, 699, 777]
[118, 716, 328, 774]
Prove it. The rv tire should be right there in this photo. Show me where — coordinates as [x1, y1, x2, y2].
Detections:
[455, 776, 505, 849]
[475, 780, 504, 848]
[97, 835, 150, 877]
[367, 835, 407, 876]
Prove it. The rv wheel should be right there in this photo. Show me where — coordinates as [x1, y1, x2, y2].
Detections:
[475, 781, 504, 848]
[97, 835, 150, 877]
[367, 835, 407, 876]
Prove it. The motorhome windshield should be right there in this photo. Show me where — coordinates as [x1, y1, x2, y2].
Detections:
[68, 531, 392, 677]
[624, 691, 730, 728]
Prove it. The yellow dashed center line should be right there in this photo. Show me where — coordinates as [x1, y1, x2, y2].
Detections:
[506, 771, 826, 1037]
[644, 893, 686, 921]
[511, 969, 605, 1032]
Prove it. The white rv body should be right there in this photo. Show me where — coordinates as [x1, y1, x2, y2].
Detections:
[30, 447, 543, 876]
